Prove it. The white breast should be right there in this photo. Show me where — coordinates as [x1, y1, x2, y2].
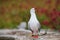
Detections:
[28, 8, 40, 32]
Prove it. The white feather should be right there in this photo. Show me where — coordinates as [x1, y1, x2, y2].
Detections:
[28, 8, 41, 35]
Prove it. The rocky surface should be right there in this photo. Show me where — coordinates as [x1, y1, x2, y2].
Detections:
[0, 29, 60, 40]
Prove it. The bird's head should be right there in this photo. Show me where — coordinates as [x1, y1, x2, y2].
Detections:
[30, 8, 35, 13]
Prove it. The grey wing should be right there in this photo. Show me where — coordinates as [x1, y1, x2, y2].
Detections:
[28, 23, 32, 31]
[28, 23, 30, 30]
[28, 23, 34, 32]
[28, 23, 31, 30]
[37, 22, 41, 31]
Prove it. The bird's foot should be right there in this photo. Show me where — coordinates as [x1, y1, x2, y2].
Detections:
[32, 35, 38, 38]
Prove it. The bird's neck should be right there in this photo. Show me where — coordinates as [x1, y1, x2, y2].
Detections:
[30, 12, 37, 19]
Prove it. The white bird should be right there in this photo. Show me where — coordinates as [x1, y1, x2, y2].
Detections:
[17, 22, 26, 30]
[28, 8, 41, 35]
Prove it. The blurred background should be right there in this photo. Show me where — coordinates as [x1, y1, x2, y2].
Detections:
[0, 0, 60, 30]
